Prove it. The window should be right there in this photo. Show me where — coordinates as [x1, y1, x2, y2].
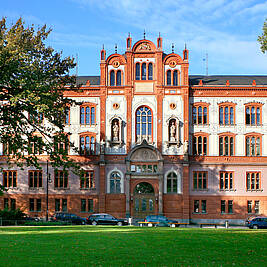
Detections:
[219, 172, 233, 190]
[219, 134, 235, 156]
[221, 200, 226, 213]
[219, 103, 235, 125]
[29, 198, 41, 212]
[246, 172, 261, 191]
[135, 63, 140, 80]
[4, 198, 16, 210]
[110, 171, 121, 194]
[228, 200, 233, 214]
[80, 171, 95, 189]
[136, 106, 152, 143]
[55, 199, 67, 212]
[247, 201, 252, 213]
[135, 62, 153, 80]
[29, 170, 42, 188]
[245, 134, 261, 156]
[3, 171, 17, 188]
[141, 63, 146, 80]
[192, 103, 209, 125]
[65, 107, 70, 125]
[194, 200, 206, 213]
[167, 172, 177, 193]
[116, 70, 121, 86]
[80, 104, 95, 125]
[29, 112, 43, 124]
[54, 134, 69, 154]
[192, 133, 208, 156]
[3, 141, 16, 155]
[255, 201, 260, 214]
[110, 70, 115, 86]
[245, 103, 262, 125]
[132, 164, 158, 173]
[80, 133, 96, 156]
[193, 171, 207, 190]
[81, 199, 94, 212]
[221, 200, 233, 214]
[54, 170, 68, 189]
[29, 136, 43, 155]
[165, 69, 180, 86]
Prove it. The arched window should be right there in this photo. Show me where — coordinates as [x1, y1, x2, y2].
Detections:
[80, 133, 96, 156]
[136, 106, 152, 143]
[167, 70, 171, 85]
[192, 103, 209, 125]
[116, 70, 121, 86]
[246, 134, 261, 156]
[80, 104, 96, 125]
[219, 134, 235, 156]
[245, 103, 262, 125]
[148, 63, 153, 80]
[110, 70, 115, 86]
[193, 133, 208, 156]
[167, 172, 177, 193]
[219, 103, 236, 125]
[173, 70, 178, 86]
[136, 63, 140, 80]
[141, 63, 146, 80]
[110, 171, 121, 194]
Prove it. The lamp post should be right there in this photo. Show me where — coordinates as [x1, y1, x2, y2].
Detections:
[46, 160, 52, 222]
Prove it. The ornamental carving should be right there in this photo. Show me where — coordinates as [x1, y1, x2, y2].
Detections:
[113, 103, 120, 110]
[137, 42, 151, 51]
[112, 61, 120, 68]
[131, 148, 157, 161]
[170, 103, 176, 110]
[169, 60, 177, 68]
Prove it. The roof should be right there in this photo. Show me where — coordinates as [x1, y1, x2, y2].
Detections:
[76, 76, 100, 86]
[189, 75, 267, 86]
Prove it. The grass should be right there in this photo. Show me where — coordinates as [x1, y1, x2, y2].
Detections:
[0, 226, 266, 267]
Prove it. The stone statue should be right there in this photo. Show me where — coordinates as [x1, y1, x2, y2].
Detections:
[170, 121, 176, 141]
[112, 121, 119, 141]
[183, 140, 188, 155]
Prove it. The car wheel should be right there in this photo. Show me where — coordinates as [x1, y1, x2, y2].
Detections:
[117, 222, 123, 226]
[81, 221, 85, 225]
[253, 225, 258, 229]
[92, 221, 97, 226]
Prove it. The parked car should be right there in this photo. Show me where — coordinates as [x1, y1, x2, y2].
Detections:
[145, 215, 179, 227]
[51, 213, 86, 225]
[86, 213, 128, 226]
[246, 217, 267, 229]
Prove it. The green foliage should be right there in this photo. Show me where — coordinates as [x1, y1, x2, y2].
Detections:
[0, 17, 81, 187]
[0, 208, 26, 220]
[258, 18, 267, 53]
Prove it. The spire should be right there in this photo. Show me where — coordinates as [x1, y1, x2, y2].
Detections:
[144, 29, 146, 40]
[115, 44, 117, 53]
[159, 32, 161, 38]
[172, 43, 174, 53]
[128, 32, 131, 37]
[184, 43, 187, 50]
[102, 44, 104, 50]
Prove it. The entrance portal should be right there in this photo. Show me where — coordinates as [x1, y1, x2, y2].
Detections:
[133, 182, 155, 218]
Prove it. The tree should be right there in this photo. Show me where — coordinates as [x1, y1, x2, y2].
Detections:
[0, 18, 79, 187]
[258, 18, 267, 53]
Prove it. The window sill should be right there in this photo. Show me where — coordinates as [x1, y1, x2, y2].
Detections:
[192, 212, 207, 215]
[192, 189, 208, 191]
[219, 189, 236, 192]
[80, 211, 94, 213]
[54, 187, 70, 190]
[246, 189, 263, 192]
[29, 187, 44, 190]
[221, 213, 234, 215]
[29, 211, 42, 213]
[80, 188, 96, 190]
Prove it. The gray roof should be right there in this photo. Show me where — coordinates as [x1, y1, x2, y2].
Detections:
[76, 76, 100, 86]
[189, 75, 267, 86]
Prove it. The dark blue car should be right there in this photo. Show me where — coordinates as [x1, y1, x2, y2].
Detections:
[145, 215, 178, 227]
[246, 217, 267, 229]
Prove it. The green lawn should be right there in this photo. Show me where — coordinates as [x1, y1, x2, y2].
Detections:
[0, 226, 266, 266]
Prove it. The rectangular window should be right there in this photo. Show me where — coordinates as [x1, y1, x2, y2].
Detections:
[221, 200, 226, 213]
[246, 172, 261, 191]
[255, 201, 260, 214]
[29, 198, 35, 212]
[192, 136, 208, 156]
[220, 172, 233, 190]
[29, 170, 42, 188]
[80, 105, 96, 125]
[55, 199, 60, 212]
[80, 171, 95, 189]
[88, 199, 94, 212]
[4, 198, 9, 209]
[192, 105, 208, 125]
[228, 200, 233, 214]
[81, 199, 86, 212]
[3, 171, 17, 188]
[193, 171, 207, 190]
[62, 199, 67, 212]
[201, 200, 206, 214]
[245, 106, 261, 125]
[194, 200, 199, 213]
[54, 171, 68, 189]
[247, 200, 252, 213]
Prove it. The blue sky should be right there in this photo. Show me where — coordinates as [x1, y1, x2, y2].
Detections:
[1, 0, 266, 76]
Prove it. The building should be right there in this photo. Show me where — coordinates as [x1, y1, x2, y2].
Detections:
[1, 35, 267, 224]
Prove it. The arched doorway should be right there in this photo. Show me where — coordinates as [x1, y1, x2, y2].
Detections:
[133, 182, 155, 218]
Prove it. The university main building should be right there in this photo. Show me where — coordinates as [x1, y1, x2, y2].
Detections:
[2, 36, 267, 224]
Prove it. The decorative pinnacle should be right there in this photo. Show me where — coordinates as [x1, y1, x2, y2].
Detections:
[128, 32, 131, 38]
[144, 29, 146, 40]
[172, 43, 174, 53]
[102, 44, 104, 50]
[159, 32, 161, 38]
[184, 43, 187, 50]
[115, 44, 117, 53]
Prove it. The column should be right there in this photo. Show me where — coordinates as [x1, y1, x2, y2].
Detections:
[125, 174, 130, 218]
[158, 174, 163, 215]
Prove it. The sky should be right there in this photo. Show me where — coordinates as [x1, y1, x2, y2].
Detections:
[1, 0, 266, 76]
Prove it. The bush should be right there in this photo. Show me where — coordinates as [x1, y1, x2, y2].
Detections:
[0, 208, 26, 220]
